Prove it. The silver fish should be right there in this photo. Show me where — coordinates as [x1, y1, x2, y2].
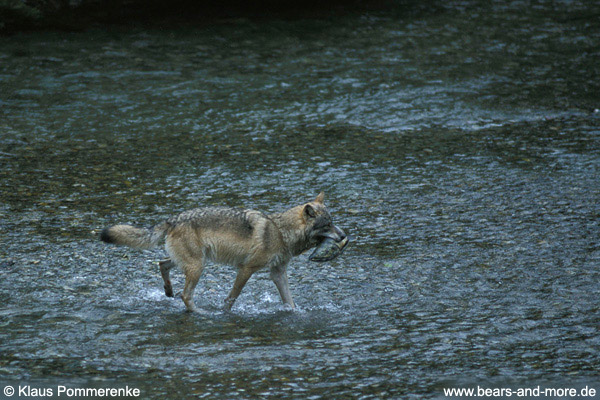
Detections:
[309, 236, 350, 262]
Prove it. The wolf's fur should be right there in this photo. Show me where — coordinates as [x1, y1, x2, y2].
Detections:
[100, 193, 346, 312]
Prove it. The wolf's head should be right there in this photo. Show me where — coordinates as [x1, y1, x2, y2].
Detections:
[302, 192, 347, 245]
[272, 192, 348, 256]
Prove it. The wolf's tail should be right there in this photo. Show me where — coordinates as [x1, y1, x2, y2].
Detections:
[100, 222, 168, 250]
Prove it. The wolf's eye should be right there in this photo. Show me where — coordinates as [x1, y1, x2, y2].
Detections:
[313, 216, 330, 230]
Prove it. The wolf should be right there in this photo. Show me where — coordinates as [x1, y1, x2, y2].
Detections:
[100, 192, 346, 312]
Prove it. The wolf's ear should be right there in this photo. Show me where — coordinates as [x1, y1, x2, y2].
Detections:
[304, 204, 317, 219]
[315, 192, 325, 204]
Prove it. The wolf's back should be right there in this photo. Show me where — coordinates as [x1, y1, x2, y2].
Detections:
[100, 222, 168, 249]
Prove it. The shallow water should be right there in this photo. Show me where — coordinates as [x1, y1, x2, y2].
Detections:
[1, 0, 599, 398]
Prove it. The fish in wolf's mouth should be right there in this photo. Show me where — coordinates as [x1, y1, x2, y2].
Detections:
[309, 236, 350, 262]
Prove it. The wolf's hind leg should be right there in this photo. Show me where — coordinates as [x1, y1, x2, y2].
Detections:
[181, 261, 205, 313]
[159, 259, 176, 297]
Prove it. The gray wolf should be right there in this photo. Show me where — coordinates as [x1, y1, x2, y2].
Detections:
[100, 192, 346, 312]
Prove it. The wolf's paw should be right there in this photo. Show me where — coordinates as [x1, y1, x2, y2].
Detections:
[223, 297, 235, 311]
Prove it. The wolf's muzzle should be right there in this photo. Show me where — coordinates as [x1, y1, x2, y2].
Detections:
[321, 225, 347, 242]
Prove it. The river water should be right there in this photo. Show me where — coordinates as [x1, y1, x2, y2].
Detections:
[1, 0, 599, 398]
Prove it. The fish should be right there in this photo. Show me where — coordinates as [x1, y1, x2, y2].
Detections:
[308, 236, 350, 262]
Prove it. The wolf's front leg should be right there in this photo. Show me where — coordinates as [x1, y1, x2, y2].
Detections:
[224, 267, 254, 311]
[270, 265, 295, 310]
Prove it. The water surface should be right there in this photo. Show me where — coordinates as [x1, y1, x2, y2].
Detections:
[1, 1, 599, 398]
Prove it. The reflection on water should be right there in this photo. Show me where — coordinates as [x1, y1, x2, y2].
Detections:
[1, 0, 599, 398]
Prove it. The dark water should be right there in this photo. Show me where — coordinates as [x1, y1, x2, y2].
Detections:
[1, 1, 599, 398]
